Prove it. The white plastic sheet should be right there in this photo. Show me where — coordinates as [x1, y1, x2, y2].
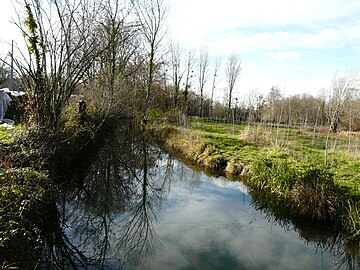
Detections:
[0, 90, 12, 120]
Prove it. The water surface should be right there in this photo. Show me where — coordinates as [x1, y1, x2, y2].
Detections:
[53, 125, 357, 269]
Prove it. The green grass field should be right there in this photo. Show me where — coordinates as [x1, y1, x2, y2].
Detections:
[188, 118, 360, 197]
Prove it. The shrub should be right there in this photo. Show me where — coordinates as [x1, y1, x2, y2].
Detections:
[0, 168, 48, 267]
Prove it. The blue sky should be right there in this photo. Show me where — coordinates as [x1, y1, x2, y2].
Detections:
[166, 0, 360, 100]
[1, 0, 360, 101]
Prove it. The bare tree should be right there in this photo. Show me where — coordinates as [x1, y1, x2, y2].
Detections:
[134, 0, 167, 123]
[15, 0, 103, 133]
[325, 70, 359, 165]
[312, 91, 326, 146]
[168, 40, 184, 107]
[0, 60, 10, 86]
[327, 70, 359, 133]
[197, 46, 209, 117]
[225, 53, 241, 109]
[264, 85, 283, 123]
[182, 49, 195, 119]
[246, 88, 261, 123]
[209, 56, 221, 117]
[89, 0, 140, 118]
[265, 86, 284, 147]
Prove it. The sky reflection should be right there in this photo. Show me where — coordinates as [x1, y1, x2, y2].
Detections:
[64, 154, 347, 270]
[149, 167, 334, 270]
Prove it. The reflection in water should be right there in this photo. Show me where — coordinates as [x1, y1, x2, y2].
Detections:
[250, 191, 359, 270]
[42, 123, 358, 269]
[58, 124, 173, 269]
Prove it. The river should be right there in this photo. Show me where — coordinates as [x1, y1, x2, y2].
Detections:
[46, 124, 358, 269]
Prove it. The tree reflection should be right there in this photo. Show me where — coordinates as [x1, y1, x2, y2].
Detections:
[112, 133, 163, 268]
[55, 123, 173, 269]
[40, 201, 89, 269]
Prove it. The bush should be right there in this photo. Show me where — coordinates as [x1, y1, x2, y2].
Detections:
[0, 168, 48, 268]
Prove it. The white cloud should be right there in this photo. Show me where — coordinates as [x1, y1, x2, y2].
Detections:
[265, 51, 300, 61]
[139, 0, 360, 98]
[167, 0, 360, 56]
[238, 66, 333, 98]
[198, 21, 360, 57]
[168, 0, 360, 29]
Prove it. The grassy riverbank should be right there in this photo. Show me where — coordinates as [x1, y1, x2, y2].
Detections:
[151, 118, 360, 240]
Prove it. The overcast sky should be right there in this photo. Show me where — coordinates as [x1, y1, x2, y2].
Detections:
[1, 0, 360, 101]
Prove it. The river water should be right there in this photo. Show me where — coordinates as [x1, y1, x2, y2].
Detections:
[51, 124, 358, 269]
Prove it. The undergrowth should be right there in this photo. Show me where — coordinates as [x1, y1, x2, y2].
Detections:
[0, 100, 98, 268]
[0, 167, 49, 269]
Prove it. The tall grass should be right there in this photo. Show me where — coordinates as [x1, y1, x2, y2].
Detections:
[250, 157, 339, 222]
[342, 200, 360, 240]
[239, 125, 274, 147]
